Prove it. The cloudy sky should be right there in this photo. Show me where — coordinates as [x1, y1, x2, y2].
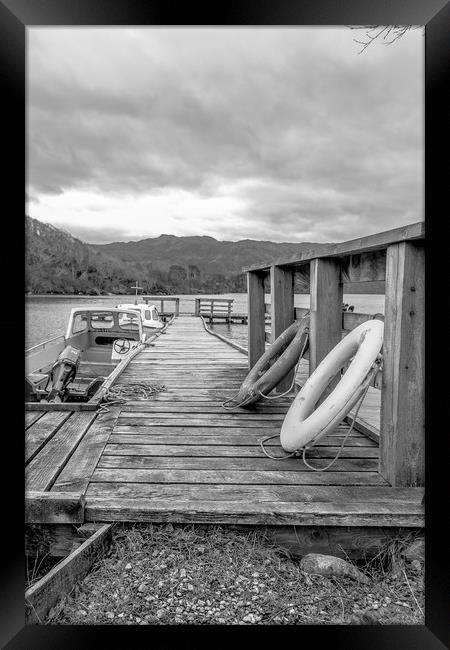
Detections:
[27, 27, 423, 244]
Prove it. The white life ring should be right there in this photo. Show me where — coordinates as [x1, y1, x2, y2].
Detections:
[280, 318, 384, 452]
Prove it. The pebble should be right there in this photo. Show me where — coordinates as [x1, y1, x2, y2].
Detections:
[125, 563, 132, 570]
[106, 612, 114, 620]
[138, 583, 148, 593]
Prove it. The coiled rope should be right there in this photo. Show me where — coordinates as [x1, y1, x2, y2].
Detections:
[97, 382, 166, 415]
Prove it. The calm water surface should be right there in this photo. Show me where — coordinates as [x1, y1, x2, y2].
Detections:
[25, 293, 384, 350]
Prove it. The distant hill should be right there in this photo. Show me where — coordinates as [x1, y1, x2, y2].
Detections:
[25, 216, 383, 295]
[25, 216, 144, 295]
[90, 235, 330, 293]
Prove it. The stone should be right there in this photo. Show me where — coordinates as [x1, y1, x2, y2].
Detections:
[138, 583, 148, 593]
[300, 553, 370, 585]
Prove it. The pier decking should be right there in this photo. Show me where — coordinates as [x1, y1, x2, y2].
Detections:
[25, 314, 423, 529]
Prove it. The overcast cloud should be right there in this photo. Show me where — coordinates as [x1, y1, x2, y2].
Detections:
[27, 27, 423, 244]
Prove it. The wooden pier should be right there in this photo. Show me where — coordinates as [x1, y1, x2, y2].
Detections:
[25, 222, 424, 565]
[195, 298, 248, 323]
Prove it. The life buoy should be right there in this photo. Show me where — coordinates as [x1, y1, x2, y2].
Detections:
[229, 316, 310, 408]
[280, 318, 383, 452]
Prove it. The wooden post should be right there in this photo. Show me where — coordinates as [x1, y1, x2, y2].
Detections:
[175, 298, 180, 316]
[309, 257, 343, 375]
[247, 271, 266, 369]
[270, 265, 294, 391]
[380, 241, 425, 487]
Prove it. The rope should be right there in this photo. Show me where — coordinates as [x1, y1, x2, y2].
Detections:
[259, 434, 301, 460]
[97, 382, 166, 416]
[260, 355, 382, 468]
[301, 376, 372, 471]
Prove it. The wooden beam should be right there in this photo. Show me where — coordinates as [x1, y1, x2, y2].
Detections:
[25, 491, 85, 524]
[243, 221, 425, 272]
[380, 241, 425, 487]
[25, 523, 112, 624]
[247, 271, 266, 369]
[309, 258, 343, 380]
[270, 266, 294, 391]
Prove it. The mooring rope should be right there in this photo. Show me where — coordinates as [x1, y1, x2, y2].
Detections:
[97, 382, 166, 415]
[260, 355, 382, 468]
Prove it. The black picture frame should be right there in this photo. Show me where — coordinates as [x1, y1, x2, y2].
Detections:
[1, 0, 448, 647]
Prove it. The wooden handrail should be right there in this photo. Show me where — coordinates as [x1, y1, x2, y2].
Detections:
[243, 221, 424, 272]
[246, 223, 425, 487]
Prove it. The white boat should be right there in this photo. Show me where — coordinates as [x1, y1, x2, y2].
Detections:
[25, 307, 146, 404]
[115, 302, 165, 332]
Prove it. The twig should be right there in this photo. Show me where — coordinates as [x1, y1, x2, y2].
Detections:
[402, 567, 424, 618]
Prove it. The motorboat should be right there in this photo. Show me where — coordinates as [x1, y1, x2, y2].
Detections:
[25, 307, 146, 404]
[115, 302, 165, 332]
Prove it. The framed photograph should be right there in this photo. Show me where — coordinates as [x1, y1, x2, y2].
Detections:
[1, 0, 446, 646]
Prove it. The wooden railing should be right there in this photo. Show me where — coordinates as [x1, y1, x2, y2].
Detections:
[142, 296, 180, 316]
[194, 298, 233, 321]
[244, 221, 425, 488]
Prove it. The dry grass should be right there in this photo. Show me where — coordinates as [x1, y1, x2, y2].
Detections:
[45, 524, 424, 626]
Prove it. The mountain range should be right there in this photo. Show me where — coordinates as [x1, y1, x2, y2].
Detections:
[25, 216, 382, 294]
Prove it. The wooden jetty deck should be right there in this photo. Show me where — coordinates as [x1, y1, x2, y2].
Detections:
[25, 313, 423, 530]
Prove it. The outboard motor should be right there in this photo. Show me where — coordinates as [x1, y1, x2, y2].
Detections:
[47, 345, 81, 402]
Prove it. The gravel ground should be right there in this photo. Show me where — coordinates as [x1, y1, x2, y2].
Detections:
[46, 524, 424, 625]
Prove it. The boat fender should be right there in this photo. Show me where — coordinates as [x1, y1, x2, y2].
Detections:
[280, 318, 384, 452]
[228, 315, 310, 408]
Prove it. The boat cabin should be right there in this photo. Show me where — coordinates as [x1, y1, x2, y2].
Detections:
[115, 303, 164, 330]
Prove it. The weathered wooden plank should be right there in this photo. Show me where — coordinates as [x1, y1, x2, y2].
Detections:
[24, 402, 98, 412]
[25, 411, 45, 428]
[25, 491, 85, 524]
[270, 265, 294, 391]
[119, 410, 286, 420]
[247, 271, 266, 369]
[98, 455, 378, 472]
[119, 404, 291, 414]
[111, 426, 372, 442]
[84, 482, 422, 504]
[91, 467, 385, 486]
[345, 415, 380, 444]
[115, 417, 283, 428]
[25, 412, 97, 491]
[309, 257, 342, 378]
[85, 497, 423, 527]
[25, 523, 112, 624]
[230, 524, 418, 560]
[25, 411, 72, 464]
[242, 221, 425, 272]
[380, 241, 425, 487]
[52, 407, 121, 494]
[105, 442, 379, 458]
